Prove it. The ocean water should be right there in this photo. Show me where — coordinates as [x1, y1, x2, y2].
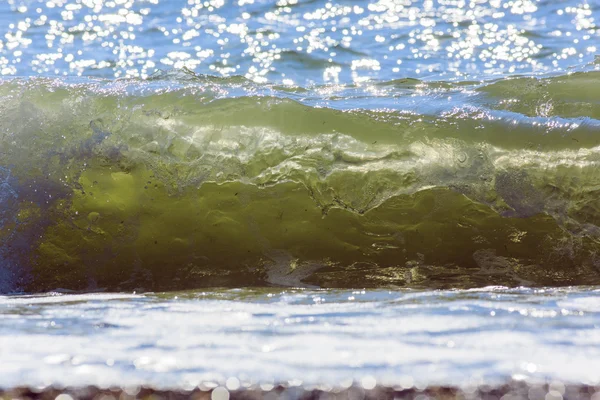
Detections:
[0, 0, 598, 82]
[0, 0, 600, 392]
[1, 287, 600, 389]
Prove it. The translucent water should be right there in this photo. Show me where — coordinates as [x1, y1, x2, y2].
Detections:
[0, 0, 599, 292]
[2, 72, 600, 292]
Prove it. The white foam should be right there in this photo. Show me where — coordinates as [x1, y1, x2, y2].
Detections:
[0, 287, 599, 389]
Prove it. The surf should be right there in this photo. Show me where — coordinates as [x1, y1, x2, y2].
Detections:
[1, 72, 599, 292]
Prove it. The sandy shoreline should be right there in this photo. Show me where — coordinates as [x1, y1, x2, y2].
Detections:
[2, 382, 599, 400]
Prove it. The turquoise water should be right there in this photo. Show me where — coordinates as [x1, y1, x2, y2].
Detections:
[0, 0, 600, 391]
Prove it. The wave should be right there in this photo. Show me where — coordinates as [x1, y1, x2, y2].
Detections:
[1, 72, 599, 292]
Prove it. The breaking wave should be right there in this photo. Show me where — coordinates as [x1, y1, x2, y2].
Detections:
[1, 71, 600, 292]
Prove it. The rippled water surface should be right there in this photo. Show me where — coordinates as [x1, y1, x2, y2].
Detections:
[1, 288, 600, 389]
[0, 0, 598, 83]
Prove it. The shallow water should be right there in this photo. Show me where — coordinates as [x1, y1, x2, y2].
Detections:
[1, 287, 600, 389]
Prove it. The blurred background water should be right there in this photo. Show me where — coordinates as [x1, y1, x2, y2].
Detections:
[0, 0, 597, 84]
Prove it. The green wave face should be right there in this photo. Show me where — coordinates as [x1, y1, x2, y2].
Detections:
[1, 74, 600, 292]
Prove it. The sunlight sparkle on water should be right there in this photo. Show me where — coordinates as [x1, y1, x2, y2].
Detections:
[0, 0, 597, 83]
